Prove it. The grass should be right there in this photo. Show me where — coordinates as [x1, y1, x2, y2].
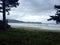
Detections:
[0, 28, 60, 45]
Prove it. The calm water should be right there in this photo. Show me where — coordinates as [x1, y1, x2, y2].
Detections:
[8, 23, 60, 30]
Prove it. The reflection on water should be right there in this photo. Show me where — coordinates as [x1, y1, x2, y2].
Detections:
[8, 23, 60, 30]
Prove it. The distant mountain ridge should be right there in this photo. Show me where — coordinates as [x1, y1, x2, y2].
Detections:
[8, 19, 23, 23]
[8, 19, 42, 24]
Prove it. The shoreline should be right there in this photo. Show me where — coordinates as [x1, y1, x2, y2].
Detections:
[11, 26, 60, 32]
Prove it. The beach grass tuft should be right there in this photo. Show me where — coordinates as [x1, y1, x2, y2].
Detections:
[0, 28, 60, 45]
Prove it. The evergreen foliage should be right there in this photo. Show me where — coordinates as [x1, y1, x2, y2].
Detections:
[48, 5, 60, 24]
[0, 0, 19, 30]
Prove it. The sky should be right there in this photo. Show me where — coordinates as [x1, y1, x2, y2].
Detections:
[0, 0, 60, 23]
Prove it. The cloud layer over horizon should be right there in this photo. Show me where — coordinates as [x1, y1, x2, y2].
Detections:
[0, 0, 60, 23]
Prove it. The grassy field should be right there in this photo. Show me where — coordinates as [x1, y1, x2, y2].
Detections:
[0, 28, 60, 45]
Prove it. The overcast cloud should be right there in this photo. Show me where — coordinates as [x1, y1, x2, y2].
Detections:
[0, 0, 60, 23]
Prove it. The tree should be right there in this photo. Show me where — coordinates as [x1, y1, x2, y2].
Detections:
[0, 0, 19, 30]
[0, 0, 19, 14]
[47, 5, 60, 24]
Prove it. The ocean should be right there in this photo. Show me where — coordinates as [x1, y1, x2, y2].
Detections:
[8, 23, 60, 30]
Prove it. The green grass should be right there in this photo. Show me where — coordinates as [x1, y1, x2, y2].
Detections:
[0, 28, 60, 45]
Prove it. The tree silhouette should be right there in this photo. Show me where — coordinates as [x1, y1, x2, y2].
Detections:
[47, 5, 60, 24]
[0, 0, 19, 30]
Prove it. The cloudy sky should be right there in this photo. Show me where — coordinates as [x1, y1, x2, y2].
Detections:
[0, 0, 60, 23]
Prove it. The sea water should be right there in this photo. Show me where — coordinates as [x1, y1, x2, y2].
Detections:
[8, 23, 60, 30]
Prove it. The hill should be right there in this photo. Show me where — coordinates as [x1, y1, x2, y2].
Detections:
[8, 19, 42, 24]
[8, 19, 23, 23]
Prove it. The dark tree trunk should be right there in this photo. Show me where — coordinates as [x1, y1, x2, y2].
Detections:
[2, 0, 7, 30]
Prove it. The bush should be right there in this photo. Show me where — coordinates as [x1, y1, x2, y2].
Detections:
[0, 20, 11, 30]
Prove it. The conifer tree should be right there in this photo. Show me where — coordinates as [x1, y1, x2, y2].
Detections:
[0, 0, 19, 30]
[48, 5, 60, 24]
